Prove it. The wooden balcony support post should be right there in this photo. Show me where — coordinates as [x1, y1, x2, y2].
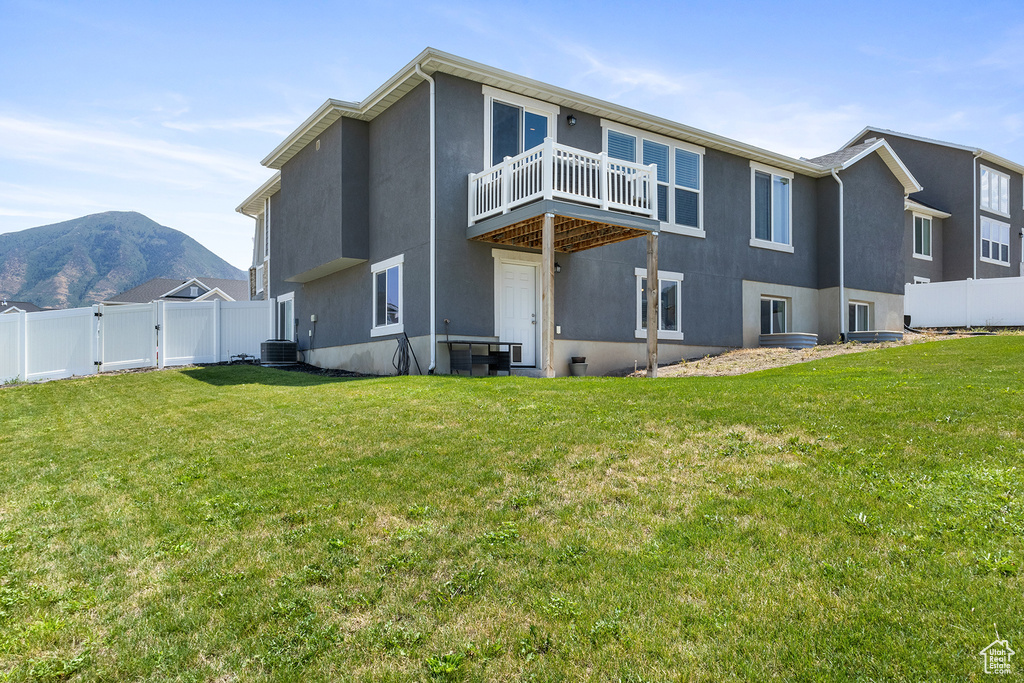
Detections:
[542, 211, 555, 378]
[646, 230, 659, 378]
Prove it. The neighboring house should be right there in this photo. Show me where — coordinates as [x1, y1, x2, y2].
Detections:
[842, 126, 1024, 282]
[1, 300, 43, 314]
[103, 277, 249, 305]
[237, 48, 922, 377]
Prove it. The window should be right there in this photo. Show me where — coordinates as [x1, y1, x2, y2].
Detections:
[483, 86, 558, 167]
[913, 214, 932, 259]
[605, 123, 704, 235]
[980, 166, 1010, 216]
[750, 162, 793, 251]
[634, 267, 684, 340]
[277, 291, 295, 341]
[370, 254, 404, 336]
[981, 217, 1011, 265]
[760, 297, 787, 334]
[849, 302, 870, 332]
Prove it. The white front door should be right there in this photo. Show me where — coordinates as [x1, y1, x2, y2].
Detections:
[498, 261, 537, 366]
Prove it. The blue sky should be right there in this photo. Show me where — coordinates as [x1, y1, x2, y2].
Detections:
[2, 0, 1023, 270]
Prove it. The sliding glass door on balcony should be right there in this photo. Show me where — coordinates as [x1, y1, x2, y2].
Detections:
[491, 101, 549, 165]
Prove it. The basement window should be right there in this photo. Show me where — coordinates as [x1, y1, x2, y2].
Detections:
[634, 267, 684, 340]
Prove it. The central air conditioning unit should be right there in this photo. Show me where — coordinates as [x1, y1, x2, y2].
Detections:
[261, 340, 298, 366]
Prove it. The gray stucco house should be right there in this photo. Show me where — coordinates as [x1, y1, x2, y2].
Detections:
[237, 48, 923, 377]
[842, 127, 1024, 283]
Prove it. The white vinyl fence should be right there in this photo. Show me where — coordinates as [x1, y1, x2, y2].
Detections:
[905, 277, 1024, 328]
[0, 299, 275, 384]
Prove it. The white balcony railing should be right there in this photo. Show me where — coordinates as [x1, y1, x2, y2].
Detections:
[468, 137, 658, 226]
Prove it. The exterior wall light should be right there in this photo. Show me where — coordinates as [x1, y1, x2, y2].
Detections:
[566, 114, 577, 126]
[555, 262, 561, 273]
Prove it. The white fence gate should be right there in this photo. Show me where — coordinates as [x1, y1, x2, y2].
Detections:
[905, 277, 1024, 328]
[0, 299, 275, 384]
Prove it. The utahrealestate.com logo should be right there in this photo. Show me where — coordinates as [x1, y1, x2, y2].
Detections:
[980, 625, 1015, 675]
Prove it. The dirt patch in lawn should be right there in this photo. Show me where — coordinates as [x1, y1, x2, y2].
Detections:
[637, 330, 981, 378]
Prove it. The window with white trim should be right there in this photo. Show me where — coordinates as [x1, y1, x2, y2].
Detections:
[604, 123, 704, 234]
[634, 267, 684, 340]
[913, 214, 932, 259]
[848, 301, 870, 332]
[750, 162, 793, 250]
[760, 297, 787, 334]
[483, 86, 558, 167]
[370, 254, 404, 336]
[980, 166, 1010, 215]
[981, 216, 1010, 265]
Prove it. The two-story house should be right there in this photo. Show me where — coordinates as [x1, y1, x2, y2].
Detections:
[237, 48, 921, 376]
[842, 127, 1024, 283]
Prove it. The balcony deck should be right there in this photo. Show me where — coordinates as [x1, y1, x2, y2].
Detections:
[467, 199, 657, 252]
[468, 138, 659, 252]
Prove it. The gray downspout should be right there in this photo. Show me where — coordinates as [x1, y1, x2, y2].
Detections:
[831, 168, 845, 341]
[415, 64, 437, 373]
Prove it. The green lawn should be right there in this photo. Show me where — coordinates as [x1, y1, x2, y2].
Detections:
[0, 336, 1021, 681]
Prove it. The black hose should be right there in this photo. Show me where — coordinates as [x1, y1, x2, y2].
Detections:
[392, 333, 422, 375]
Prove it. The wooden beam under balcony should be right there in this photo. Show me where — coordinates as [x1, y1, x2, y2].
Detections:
[466, 199, 658, 253]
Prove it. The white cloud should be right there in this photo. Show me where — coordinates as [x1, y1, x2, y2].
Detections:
[556, 46, 870, 159]
[162, 115, 298, 136]
[0, 114, 264, 185]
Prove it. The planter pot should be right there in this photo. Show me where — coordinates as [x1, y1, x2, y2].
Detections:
[568, 362, 588, 377]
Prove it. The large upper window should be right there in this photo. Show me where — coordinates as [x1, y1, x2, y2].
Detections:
[750, 162, 793, 252]
[981, 217, 1010, 265]
[760, 297, 787, 334]
[483, 86, 558, 167]
[634, 268, 684, 340]
[980, 166, 1010, 216]
[913, 214, 932, 260]
[604, 123, 704, 235]
[370, 254, 404, 337]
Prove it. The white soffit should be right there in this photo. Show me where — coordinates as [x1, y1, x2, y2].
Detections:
[236, 171, 281, 217]
[905, 199, 951, 219]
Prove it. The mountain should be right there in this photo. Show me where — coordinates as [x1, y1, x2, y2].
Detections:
[0, 211, 246, 309]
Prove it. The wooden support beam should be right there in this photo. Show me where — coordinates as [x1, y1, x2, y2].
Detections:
[542, 212, 555, 378]
[646, 231, 658, 378]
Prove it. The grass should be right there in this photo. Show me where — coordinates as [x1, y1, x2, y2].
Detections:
[0, 336, 1021, 681]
